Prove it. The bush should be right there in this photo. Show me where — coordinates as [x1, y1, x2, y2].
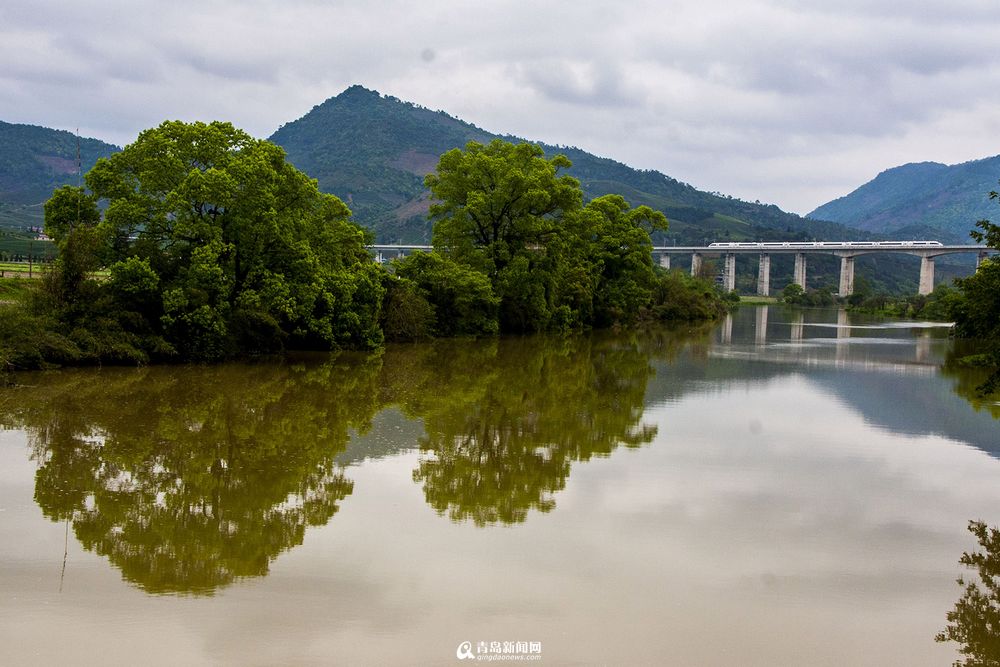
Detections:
[394, 252, 499, 337]
[650, 271, 730, 322]
[380, 275, 435, 342]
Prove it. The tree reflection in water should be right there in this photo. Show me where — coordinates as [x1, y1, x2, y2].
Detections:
[941, 344, 1000, 420]
[937, 520, 1000, 665]
[0, 326, 706, 592]
[2, 355, 383, 595]
[383, 329, 695, 526]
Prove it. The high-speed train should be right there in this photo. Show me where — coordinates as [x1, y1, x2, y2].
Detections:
[706, 241, 944, 248]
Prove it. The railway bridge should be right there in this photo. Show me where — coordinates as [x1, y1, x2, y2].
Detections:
[371, 241, 998, 297]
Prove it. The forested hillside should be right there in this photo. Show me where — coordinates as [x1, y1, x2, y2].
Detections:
[0, 121, 119, 230]
[270, 86, 851, 246]
[809, 156, 1000, 243]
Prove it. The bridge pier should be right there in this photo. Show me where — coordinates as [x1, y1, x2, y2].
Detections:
[691, 252, 703, 278]
[658, 253, 671, 270]
[836, 309, 850, 362]
[722, 253, 736, 292]
[918, 255, 935, 295]
[977, 250, 989, 270]
[757, 254, 770, 296]
[755, 305, 768, 346]
[838, 256, 855, 297]
[793, 253, 807, 289]
[790, 311, 803, 342]
[916, 330, 931, 362]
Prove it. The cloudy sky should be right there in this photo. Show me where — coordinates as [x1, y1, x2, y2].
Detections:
[3, 0, 999, 214]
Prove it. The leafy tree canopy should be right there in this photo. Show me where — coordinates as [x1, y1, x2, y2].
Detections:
[417, 139, 713, 334]
[427, 139, 582, 274]
[41, 120, 384, 362]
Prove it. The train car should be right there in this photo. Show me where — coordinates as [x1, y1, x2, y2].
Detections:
[706, 240, 943, 249]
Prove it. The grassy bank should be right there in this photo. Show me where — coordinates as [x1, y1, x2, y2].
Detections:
[739, 295, 778, 305]
[0, 276, 36, 303]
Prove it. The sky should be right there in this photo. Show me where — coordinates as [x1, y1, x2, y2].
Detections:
[3, 0, 1000, 215]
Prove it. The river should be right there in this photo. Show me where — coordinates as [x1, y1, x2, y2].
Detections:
[0, 305, 997, 665]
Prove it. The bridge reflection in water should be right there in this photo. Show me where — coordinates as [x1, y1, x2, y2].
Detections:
[715, 305, 951, 374]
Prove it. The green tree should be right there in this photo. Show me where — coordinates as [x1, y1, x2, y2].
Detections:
[422, 140, 707, 333]
[781, 283, 805, 304]
[42, 186, 104, 300]
[574, 194, 667, 326]
[393, 251, 499, 337]
[951, 197, 1000, 394]
[427, 139, 582, 276]
[45, 120, 385, 362]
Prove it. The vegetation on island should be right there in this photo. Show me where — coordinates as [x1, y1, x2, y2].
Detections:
[0, 123, 730, 378]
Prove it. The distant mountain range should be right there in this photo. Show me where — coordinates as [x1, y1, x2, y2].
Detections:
[808, 156, 1000, 244]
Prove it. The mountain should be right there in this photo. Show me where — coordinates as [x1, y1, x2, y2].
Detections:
[0, 121, 120, 230]
[808, 156, 1000, 243]
[0, 87, 957, 292]
[0, 87, 885, 246]
[269, 85, 852, 245]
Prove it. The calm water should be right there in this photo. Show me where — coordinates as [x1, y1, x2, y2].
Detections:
[1, 306, 998, 665]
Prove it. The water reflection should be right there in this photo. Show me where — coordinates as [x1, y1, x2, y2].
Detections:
[942, 342, 1000, 420]
[382, 335, 666, 526]
[3, 308, 1000, 662]
[1, 307, 996, 595]
[936, 520, 1000, 664]
[0, 329, 705, 591]
[0, 358, 384, 594]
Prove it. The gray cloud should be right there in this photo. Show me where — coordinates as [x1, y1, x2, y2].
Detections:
[2, 0, 999, 214]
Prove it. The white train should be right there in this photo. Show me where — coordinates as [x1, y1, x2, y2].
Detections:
[707, 241, 944, 248]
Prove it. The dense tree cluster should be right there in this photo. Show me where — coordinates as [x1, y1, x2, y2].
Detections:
[405, 139, 727, 335]
[1, 125, 730, 372]
[949, 214, 1000, 394]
